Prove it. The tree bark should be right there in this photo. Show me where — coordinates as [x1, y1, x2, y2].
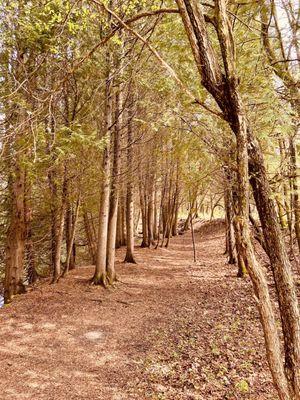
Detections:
[248, 132, 300, 395]
[124, 86, 136, 263]
[224, 179, 236, 265]
[289, 134, 300, 252]
[4, 160, 26, 303]
[92, 49, 113, 286]
[175, 0, 298, 396]
[63, 195, 81, 276]
[83, 210, 96, 264]
[106, 53, 123, 284]
[52, 168, 67, 283]
[24, 168, 37, 284]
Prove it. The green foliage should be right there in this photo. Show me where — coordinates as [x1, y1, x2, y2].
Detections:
[0, 0, 297, 302]
[235, 379, 249, 393]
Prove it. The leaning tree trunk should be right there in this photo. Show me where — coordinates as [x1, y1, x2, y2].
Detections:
[234, 110, 290, 400]
[175, 0, 298, 397]
[248, 131, 300, 395]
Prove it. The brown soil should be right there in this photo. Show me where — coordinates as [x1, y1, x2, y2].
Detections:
[0, 222, 277, 399]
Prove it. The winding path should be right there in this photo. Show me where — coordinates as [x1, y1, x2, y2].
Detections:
[0, 221, 276, 399]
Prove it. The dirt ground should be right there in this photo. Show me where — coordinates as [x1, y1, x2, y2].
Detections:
[0, 221, 277, 399]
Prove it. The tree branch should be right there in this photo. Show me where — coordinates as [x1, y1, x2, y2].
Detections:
[89, 0, 223, 119]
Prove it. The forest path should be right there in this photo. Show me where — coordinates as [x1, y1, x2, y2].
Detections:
[0, 221, 276, 400]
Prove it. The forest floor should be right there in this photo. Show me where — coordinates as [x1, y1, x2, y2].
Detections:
[0, 221, 277, 400]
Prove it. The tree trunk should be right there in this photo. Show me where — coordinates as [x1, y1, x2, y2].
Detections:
[116, 204, 122, 249]
[289, 134, 300, 252]
[121, 200, 126, 246]
[147, 184, 155, 247]
[65, 201, 75, 270]
[190, 206, 197, 262]
[92, 49, 113, 286]
[175, 0, 298, 396]
[52, 168, 67, 283]
[172, 165, 180, 237]
[234, 114, 290, 400]
[224, 180, 236, 264]
[83, 210, 96, 264]
[249, 210, 267, 253]
[63, 195, 81, 276]
[139, 180, 148, 247]
[24, 168, 37, 284]
[106, 57, 123, 284]
[248, 132, 300, 395]
[153, 185, 158, 240]
[124, 86, 136, 263]
[4, 161, 26, 303]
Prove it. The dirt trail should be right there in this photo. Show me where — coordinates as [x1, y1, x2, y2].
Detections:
[0, 222, 276, 400]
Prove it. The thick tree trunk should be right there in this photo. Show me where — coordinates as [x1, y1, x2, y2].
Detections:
[92, 50, 113, 286]
[248, 132, 300, 395]
[93, 151, 111, 286]
[4, 162, 26, 303]
[106, 186, 119, 284]
[234, 114, 290, 400]
[24, 169, 37, 284]
[4, 42, 27, 303]
[175, 0, 298, 396]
